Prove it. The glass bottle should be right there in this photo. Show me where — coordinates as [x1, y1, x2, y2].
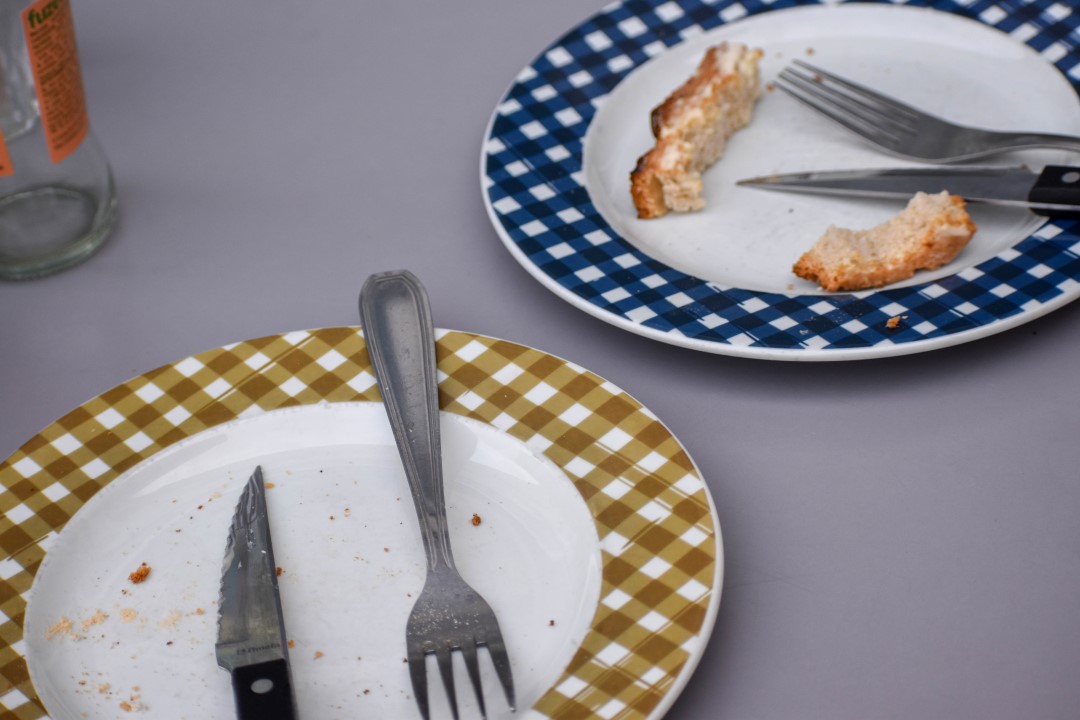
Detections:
[0, 0, 116, 280]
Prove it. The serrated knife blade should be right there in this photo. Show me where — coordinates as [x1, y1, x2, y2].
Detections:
[216, 466, 298, 720]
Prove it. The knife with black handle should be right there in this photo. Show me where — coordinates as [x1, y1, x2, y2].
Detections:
[737, 164, 1080, 218]
[215, 466, 299, 720]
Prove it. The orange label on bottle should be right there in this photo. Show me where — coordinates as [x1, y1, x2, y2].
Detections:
[0, 131, 12, 176]
[22, 0, 90, 164]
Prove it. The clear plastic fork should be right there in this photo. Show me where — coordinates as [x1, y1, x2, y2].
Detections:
[776, 60, 1080, 163]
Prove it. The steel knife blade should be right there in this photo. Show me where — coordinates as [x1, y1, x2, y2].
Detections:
[736, 165, 1080, 217]
[216, 466, 298, 720]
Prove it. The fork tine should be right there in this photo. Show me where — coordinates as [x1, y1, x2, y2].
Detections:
[484, 635, 516, 711]
[778, 69, 912, 136]
[435, 645, 460, 720]
[791, 60, 923, 120]
[408, 644, 431, 720]
[460, 641, 488, 720]
[775, 73, 904, 147]
[780, 68, 910, 132]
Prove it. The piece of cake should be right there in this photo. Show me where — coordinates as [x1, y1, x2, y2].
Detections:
[793, 191, 977, 292]
[630, 42, 764, 219]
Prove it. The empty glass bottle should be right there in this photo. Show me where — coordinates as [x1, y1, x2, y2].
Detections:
[0, 0, 116, 280]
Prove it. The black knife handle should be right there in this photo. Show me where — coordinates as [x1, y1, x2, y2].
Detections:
[1028, 166, 1080, 218]
[230, 659, 297, 720]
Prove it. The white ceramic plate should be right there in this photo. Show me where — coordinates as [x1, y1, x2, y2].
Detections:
[24, 405, 602, 719]
[481, 1, 1080, 359]
[0, 329, 722, 720]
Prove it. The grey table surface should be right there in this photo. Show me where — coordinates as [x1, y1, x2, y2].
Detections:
[3, 1, 1080, 718]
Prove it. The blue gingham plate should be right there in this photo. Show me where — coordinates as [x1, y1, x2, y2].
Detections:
[481, 0, 1080, 360]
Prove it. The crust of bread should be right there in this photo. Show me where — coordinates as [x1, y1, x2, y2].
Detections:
[793, 192, 977, 292]
[630, 150, 669, 219]
[630, 42, 763, 219]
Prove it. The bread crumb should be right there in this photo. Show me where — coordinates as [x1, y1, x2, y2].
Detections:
[157, 611, 182, 629]
[806, 47, 815, 55]
[549, 619, 556, 626]
[120, 692, 147, 712]
[766, 82, 775, 92]
[128, 563, 151, 584]
[46, 617, 73, 640]
[98, 683, 111, 694]
[886, 315, 908, 330]
[314, 650, 324, 660]
[119, 608, 138, 624]
[277, 567, 284, 577]
[383, 547, 389, 553]
[288, 640, 296, 648]
[81, 610, 108, 632]
[265, 482, 275, 489]
[471, 513, 482, 527]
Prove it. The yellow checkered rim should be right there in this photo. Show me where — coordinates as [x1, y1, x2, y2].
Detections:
[0, 328, 720, 720]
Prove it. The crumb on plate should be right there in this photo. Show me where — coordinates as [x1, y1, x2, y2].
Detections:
[46, 616, 73, 640]
[128, 563, 151, 584]
[81, 610, 108, 631]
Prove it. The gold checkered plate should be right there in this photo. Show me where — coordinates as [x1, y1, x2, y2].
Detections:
[0, 328, 721, 720]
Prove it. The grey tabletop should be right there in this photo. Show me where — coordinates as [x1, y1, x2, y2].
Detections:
[3, 1, 1080, 719]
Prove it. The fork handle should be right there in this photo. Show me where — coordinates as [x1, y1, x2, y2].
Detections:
[360, 270, 455, 573]
[981, 130, 1080, 154]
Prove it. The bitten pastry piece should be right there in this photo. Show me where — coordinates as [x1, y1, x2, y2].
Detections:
[793, 191, 977, 292]
[631, 42, 763, 219]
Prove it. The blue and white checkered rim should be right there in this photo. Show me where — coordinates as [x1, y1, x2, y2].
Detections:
[481, 0, 1080, 360]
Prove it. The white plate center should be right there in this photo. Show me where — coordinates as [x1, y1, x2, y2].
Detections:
[583, 4, 1080, 294]
[24, 403, 602, 720]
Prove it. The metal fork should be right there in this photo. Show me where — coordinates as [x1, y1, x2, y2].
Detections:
[776, 60, 1080, 163]
[359, 270, 515, 720]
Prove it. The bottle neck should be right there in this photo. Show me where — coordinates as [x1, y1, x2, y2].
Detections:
[0, 1, 41, 140]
